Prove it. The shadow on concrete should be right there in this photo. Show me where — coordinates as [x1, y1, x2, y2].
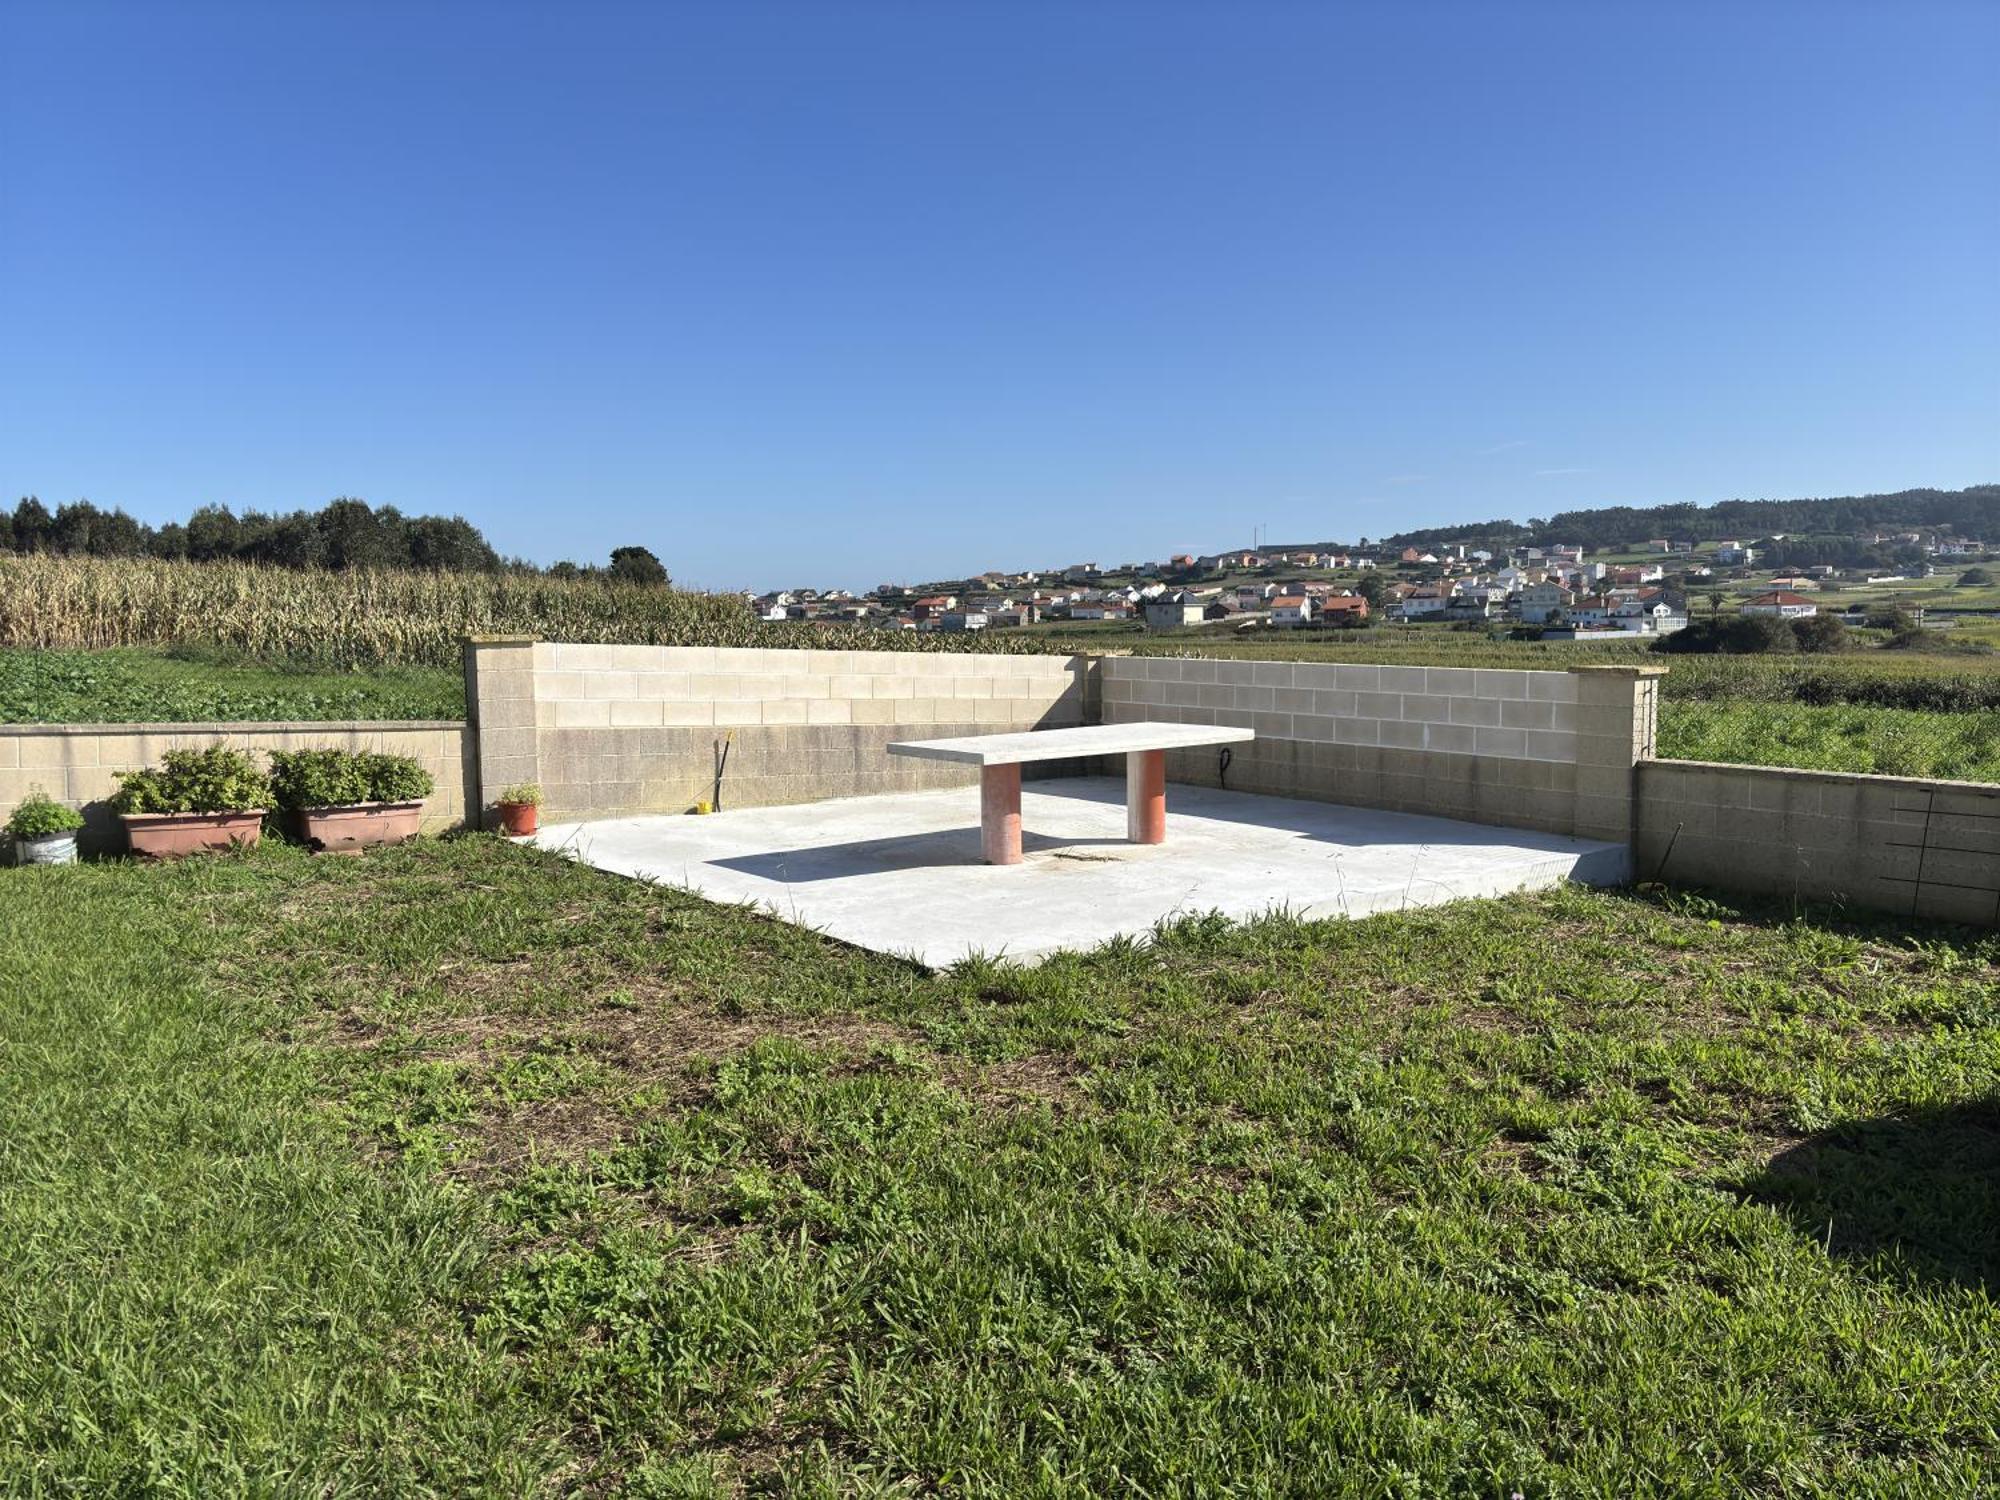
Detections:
[1028, 776, 1590, 855]
[711, 826, 1133, 882]
[1734, 1099, 2000, 1294]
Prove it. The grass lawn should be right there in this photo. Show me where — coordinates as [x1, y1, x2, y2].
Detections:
[1660, 701, 2000, 782]
[0, 645, 465, 724]
[4, 838, 1998, 1494]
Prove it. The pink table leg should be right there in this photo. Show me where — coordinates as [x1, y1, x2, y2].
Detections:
[1127, 749, 1166, 844]
[981, 763, 1023, 864]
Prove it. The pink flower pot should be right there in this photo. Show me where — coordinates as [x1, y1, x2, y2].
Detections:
[289, 800, 424, 854]
[121, 810, 266, 859]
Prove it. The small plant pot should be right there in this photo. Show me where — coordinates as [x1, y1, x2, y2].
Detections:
[497, 801, 539, 837]
[121, 810, 266, 859]
[16, 832, 79, 866]
[289, 800, 424, 854]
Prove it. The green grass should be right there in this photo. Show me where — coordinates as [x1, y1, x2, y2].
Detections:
[1659, 701, 2000, 782]
[0, 645, 465, 723]
[4, 837, 1998, 1493]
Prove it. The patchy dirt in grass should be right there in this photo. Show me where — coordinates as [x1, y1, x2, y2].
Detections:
[945, 1050, 1090, 1111]
[453, 1094, 640, 1179]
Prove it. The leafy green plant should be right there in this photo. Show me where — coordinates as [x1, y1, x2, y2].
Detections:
[109, 746, 271, 814]
[267, 749, 371, 810]
[362, 753, 434, 804]
[268, 748, 436, 809]
[6, 790, 84, 839]
[498, 782, 543, 807]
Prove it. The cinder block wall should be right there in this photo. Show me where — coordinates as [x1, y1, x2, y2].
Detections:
[480, 644, 1094, 822]
[1100, 658, 1594, 835]
[1637, 760, 2000, 925]
[0, 721, 475, 853]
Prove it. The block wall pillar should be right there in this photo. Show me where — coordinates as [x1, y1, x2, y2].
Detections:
[463, 635, 540, 829]
[1566, 664, 1667, 844]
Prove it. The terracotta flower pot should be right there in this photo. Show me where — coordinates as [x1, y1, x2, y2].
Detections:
[121, 810, 266, 859]
[289, 800, 424, 854]
[497, 801, 539, 836]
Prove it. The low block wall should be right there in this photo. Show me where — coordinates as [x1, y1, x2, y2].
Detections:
[1100, 658, 1634, 837]
[467, 642, 1094, 823]
[0, 721, 475, 853]
[1637, 760, 2000, 926]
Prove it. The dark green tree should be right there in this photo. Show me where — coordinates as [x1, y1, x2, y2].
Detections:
[317, 498, 397, 570]
[406, 515, 499, 571]
[87, 508, 146, 557]
[51, 501, 101, 554]
[12, 496, 53, 552]
[185, 505, 242, 561]
[241, 512, 321, 568]
[608, 545, 669, 587]
[1791, 613, 1850, 654]
[149, 522, 189, 560]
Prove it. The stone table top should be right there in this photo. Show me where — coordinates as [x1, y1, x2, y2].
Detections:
[888, 721, 1255, 766]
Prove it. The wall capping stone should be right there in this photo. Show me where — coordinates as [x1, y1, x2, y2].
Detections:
[0, 720, 466, 737]
[1649, 757, 2000, 794]
[1566, 664, 1670, 678]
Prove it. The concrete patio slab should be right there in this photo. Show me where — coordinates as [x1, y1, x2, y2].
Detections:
[534, 776, 1630, 968]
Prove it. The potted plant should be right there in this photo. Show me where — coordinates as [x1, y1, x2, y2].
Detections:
[496, 782, 543, 836]
[110, 746, 271, 858]
[8, 789, 85, 866]
[269, 748, 434, 853]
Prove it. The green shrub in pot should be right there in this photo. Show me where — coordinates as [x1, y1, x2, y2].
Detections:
[267, 748, 371, 811]
[110, 747, 271, 815]
[267, 747, 435, 852]
[361, 752, 434, 804]
[8, 789, 85, 866]
[109, 747, 271, 858]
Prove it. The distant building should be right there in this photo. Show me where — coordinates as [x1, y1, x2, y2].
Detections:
[1142, 592, 1206, 630]
[1740, 590, 1818, 619]
[1270, 595, 1314, 627]
[1516, 582, 1574, 624]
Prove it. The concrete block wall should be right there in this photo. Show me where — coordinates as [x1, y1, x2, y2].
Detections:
[0, 721, 475, 853]
[1101, 658, 1613, 835]
[465, 642, 1095, 822]
[1637, 760, 2000, 926]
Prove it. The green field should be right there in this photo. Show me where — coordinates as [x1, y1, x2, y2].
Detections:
[0, 645, 467, 724]
[1660, 701, 2000, 781]
[4, 838, 1996, 1493]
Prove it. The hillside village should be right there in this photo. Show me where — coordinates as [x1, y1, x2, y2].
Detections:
[746, 523, 1991, 639]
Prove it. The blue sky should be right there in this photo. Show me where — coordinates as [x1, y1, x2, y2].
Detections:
[3, 0, 1995, 589]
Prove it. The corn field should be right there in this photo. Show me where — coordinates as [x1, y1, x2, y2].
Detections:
[0, 555, 1057, 669]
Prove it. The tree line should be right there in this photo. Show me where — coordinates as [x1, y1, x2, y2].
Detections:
[2, 495, 670, 585]
[1379, 485, 1998, 554]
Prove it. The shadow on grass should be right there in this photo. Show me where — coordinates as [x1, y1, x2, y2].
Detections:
[1737, 1099, 2000, 1294]
[1634, 881, 2000, 956]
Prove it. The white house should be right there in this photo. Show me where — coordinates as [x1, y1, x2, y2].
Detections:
[1740, 590, 1818, 619]
[1270, 594, 1314, 627]
[1612, 597, 1687, 634]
